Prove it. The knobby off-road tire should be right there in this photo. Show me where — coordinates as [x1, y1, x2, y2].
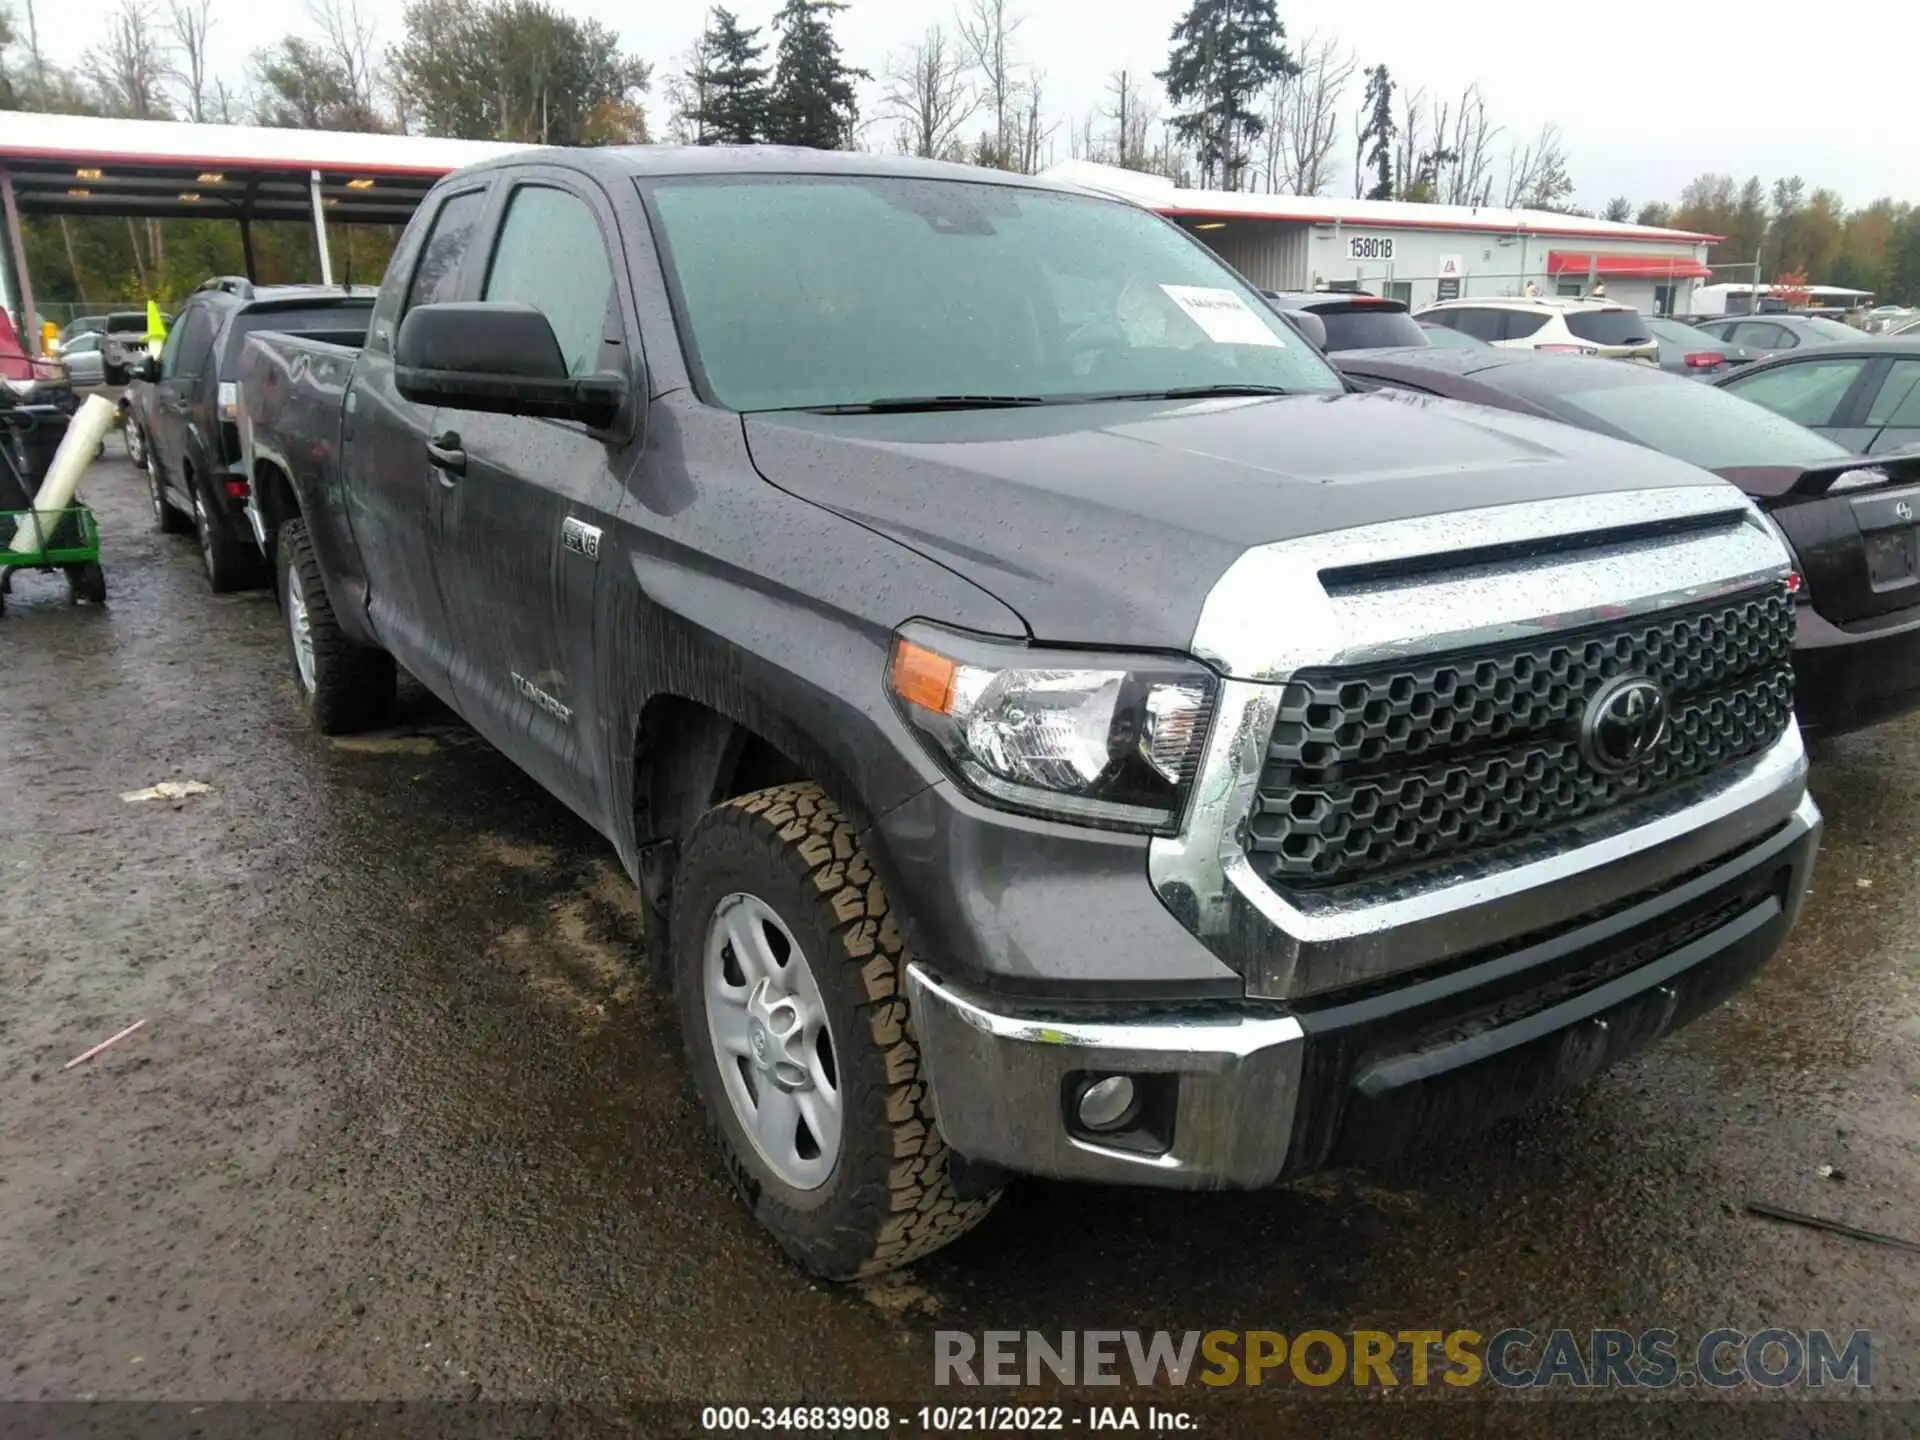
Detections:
[277, 518, 396, 735]
[671, 782, 1000, 1279]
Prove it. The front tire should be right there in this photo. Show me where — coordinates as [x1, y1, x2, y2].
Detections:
[671, 782, 1000, 1280]
[277, 517, 396, 734]
[123, 413, 147, 467]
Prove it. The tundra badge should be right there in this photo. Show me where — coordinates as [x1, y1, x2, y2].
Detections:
[511, 673, 574, 724]
[562, 516, 602, 560]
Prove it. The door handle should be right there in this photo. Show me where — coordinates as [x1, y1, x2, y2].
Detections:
[426, 432, 466, 479]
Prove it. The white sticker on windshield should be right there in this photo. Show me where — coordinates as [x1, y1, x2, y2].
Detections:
[1160, 285, 1286, 347]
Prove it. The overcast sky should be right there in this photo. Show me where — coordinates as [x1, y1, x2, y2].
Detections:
[33, 0, 1920, 210]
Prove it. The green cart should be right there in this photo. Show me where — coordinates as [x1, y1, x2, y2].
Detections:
[0, 502, 107, 613]
[0, 402, 106, 615]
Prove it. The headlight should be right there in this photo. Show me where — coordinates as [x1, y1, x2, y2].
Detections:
[888, 625, 1218, 834]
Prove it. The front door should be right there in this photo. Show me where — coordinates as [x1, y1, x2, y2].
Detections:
[434, 173, 639, 829]
[341, 183, 491, 699]
[150, 304, 214, 509]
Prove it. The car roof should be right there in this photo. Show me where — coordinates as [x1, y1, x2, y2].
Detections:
[448, 143, 1075, 193]
[1714, 337, 1920, 371]
[1419, 296, 1633, 314]
[1337, 347, 1673, 389]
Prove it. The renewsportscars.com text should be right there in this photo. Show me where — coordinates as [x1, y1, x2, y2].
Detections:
[934, 1328, 1872, 1390]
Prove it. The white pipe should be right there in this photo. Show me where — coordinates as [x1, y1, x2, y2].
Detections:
[309, 169, 334, 287]
[8, 393, 116, 553]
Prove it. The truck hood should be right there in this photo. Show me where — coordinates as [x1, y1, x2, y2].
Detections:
[743, 389, 1731, 652]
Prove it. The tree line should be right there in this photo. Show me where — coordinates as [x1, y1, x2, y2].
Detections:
[5, 0, 1920, 308]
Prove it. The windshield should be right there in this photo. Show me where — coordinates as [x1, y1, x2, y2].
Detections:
[644, 174, 1346, 411]
[1564, 309, 1654, 346]
[1801, 315, 1864, 343]
[1314, 303, 1430, 351]
[1520, 373, 1853, 471]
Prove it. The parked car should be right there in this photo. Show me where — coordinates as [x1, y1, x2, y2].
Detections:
[1415, 296, 1660, 364]
[1690, 313, 1861, 359]
[238, 147, 1816, 1280]
[56, 330, 106, 387]
[115, 277, 375, 592]
[1883, 315, 1920, 340]
[1711, 338, 1920, 456]
[55, 314, 106, 351]
[1642, 315, 1758, 378]
[1336, 345, 1920, 741]
[99, 310, 157, 376]
[1260, 291, 1431, 353]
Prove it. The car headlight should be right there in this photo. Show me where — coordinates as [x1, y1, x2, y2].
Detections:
[888, 625, 1218, 834]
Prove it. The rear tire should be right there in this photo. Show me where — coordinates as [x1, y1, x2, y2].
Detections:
[194, 487, 265, 594]
[671, 782, 1000, 1280]
[277, 517, 395, 734]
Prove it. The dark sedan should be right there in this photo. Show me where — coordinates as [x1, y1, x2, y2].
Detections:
[1261, 290, 1432, 354]
[1643, 315, 1758, 378]
[1336, 346, 1920, 743]
[1712, 338, 1920, 456]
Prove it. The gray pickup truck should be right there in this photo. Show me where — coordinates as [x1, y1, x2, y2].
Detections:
[237, 147, 1820, 1280]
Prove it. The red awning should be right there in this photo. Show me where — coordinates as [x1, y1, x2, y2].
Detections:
[1547, 251, 1713, 280]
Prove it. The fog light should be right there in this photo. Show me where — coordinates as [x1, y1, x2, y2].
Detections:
[1075, 1075, 1138, 1131]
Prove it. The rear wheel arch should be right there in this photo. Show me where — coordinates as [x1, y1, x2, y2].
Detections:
[251, 459, 301, 566]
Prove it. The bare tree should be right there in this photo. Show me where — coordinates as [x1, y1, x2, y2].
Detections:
[83, 0, 174, 119]
[1502, 121, 1573, 211]
[1014, 68, 1057, 175]
[1103, 68, 1156, 172]
[664, 35, 715, 146]
[166, 0, 214, 121]
[1392, 85, 1426, 200]
[957, 0, 1023, 169]
[210, 75, 240, 123]
[311, 0, 379, 120]
[1440, 83, 1499, 205]
[882, 24, 976, 160]
[1261, 32, 1351, 195]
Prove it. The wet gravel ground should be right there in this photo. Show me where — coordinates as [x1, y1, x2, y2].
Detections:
[2, 451, 1918, 1434]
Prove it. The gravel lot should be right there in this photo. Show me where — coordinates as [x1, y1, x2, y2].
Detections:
[3, 450, 1917, 1434]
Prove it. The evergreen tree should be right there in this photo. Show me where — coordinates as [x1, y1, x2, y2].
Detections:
[766, 0, 866, 150]
[1358, 64, 1394, 200]
[688, 7, 770, 145]
[1158, 0, 1296, 191]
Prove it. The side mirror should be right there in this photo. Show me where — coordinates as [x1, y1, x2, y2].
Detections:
[1284, 310, 1327, 351]
[395, 302, 626, 429]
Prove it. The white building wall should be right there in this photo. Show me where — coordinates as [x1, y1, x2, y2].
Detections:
[1187, 218, 1708, 315]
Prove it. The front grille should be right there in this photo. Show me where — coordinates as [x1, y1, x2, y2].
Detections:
[1245, 584, 1796, 890]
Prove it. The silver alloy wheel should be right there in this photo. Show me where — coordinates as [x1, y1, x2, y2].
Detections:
[287, 565, 316, 694]
[704, 892, 842, 1190]
[125, 418, 144, 466]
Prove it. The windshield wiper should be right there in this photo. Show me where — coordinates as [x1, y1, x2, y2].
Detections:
[794, 394, 1052, 414]
[1095, 383, 1296, 401]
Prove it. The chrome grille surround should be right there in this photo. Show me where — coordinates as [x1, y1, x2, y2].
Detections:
[1147, 486, 1809, 1001]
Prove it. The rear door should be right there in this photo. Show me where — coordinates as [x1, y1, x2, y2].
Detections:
[150, 302, 217, 503]
[433, 169, 638, 827]
[341, 182, 492, 698]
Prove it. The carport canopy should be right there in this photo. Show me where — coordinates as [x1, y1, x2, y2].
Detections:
[0, 111, 530, 345]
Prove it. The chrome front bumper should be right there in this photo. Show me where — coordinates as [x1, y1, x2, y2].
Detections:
[908, 791, 1821, 1190]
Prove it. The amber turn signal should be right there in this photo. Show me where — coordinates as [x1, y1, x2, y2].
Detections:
[890, 637, 958, 714]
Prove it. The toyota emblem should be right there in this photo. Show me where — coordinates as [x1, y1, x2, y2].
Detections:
[1581, 675, 1669, 775]
[1898, 499, 1914, 522]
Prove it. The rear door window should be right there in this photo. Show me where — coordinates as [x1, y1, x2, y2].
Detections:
[404, 189, 489, 318]
[1502, 311, 1550, 340]
[1722, 357, 1873, 428]
[1867, 360, 1920, 427]
[1565, 310, 1654, 346]
[1434, 308, 1505, 342]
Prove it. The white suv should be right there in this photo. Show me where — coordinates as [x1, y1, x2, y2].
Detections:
[1414, 297, 1659, 364]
